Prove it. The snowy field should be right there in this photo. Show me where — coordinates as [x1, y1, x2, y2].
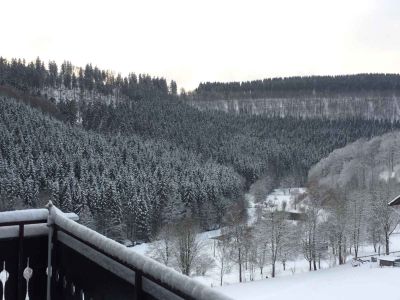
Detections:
[190, 233, 400, 288]
[217, 262, 400, 300]
[132, 228, 400, 291]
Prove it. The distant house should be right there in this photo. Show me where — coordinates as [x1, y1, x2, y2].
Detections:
[386, 197, 400, 267]
[388, 195, 400, 215]
[379, 256, 400, 267]
[388, 195, 400, 206]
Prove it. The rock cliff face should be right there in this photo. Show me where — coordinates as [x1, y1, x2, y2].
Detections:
[189, 93, 400, 121]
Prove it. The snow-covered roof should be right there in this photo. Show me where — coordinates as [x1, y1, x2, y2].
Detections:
[378, 256, 400, 262]
[388, 195, 400, 206]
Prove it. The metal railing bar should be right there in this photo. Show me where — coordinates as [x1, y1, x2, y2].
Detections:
[0, 223, 48, 239]
[0, 219, 48, 227]
[17, 224, 24, 300]
[56, 231, 136, 285]
[142, 277, 184, 300]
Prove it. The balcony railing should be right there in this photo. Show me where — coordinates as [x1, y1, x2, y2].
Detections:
[0, 203, 232, 300]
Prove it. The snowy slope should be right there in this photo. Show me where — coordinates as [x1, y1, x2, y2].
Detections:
[132, 232, 400, 294]
[246, 193, 258, 225]
[217, 262, 400, 300]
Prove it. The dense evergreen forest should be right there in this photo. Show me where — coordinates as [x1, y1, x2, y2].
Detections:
[0, 96, 241, 240]
[193, 74, 400, 100]
[1, 56, 400, 242]
[82, 99, 400, 187]
[0, 56, 177, 101]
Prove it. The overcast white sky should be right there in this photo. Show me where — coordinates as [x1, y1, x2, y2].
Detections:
[1, 0, 399, 90]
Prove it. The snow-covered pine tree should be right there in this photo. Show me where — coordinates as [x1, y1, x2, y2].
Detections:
[134, 193, 151, 241]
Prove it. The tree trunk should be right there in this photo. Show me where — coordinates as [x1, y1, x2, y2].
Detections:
[220, 262, 224, 286]
[385, 231, 390, 255]
[239, 262, 242, 283]
[238, 248, 242, 282]
[272, 262, 276, 278]
[338, 242, 343, 265]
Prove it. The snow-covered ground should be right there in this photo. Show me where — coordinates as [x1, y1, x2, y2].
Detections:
[130, 188, 400, 299]
[214, 233, 400, 300]
[217, 262, 400, 300]
[246, 193, 258, 225]
[131, 227, 400, 289]
[191, 234, 400, 288]
[264, 188, 307, 213]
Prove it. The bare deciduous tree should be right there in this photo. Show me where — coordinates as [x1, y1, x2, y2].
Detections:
[147, 224, 174, 266]
[214, 234, 232, 286]
[224, 202, 248, 282]
[172, 219, 203, 276]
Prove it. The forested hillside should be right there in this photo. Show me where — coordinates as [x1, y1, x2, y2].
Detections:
[81, 99, 400, 187]
[308, 132, 400, 256]
[0, 96, 241, 240]
[190, 95, 400, 121]
[0, 56, 177, 104]
[193, 74, 400, 100]
[1, 56, 400, 244]
[190, 75, 400, 121]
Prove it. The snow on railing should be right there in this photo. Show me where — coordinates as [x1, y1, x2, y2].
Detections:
[48, 204, 233, 300]
[0, 208, 48, 225]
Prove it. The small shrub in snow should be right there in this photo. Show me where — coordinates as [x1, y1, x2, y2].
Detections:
[195, 254, 216, 276]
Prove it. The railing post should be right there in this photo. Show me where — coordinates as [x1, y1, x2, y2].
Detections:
[46, 202, 54, 300]
[17, 224, 24, 300]
[134, 270, 143, 300]
[46, 224, 54, 300]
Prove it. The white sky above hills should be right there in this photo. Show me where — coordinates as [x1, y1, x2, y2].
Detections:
[1, 0, 400, 91]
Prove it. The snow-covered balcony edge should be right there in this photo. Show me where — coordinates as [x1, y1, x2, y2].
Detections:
[0, 202, 233, 300]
